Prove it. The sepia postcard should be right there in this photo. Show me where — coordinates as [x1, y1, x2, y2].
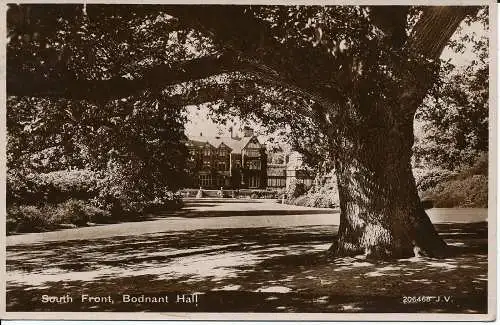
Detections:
[0, 0, 497, 321]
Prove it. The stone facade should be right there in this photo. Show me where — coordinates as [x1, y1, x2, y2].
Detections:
[185, 131, 267, 189]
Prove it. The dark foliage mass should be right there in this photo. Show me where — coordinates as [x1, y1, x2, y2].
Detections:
[415, 9, 488, 170]
[7, 5, 191, 231]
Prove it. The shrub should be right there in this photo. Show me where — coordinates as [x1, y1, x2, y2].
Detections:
[7, 200, 112, 234]
[422, 174, 488, 208]
[53, 199, 106, 226]
[94, 158, 152, 215]
[413, 167, 457, 192]
[38, 170, 98, 194]
[420, 154, 488, 208]
[142, 191, 184, 213]
[237, 189, 278, 199]
[287, 179, 307, 199]
[250, 192, 259, 199]
[287, 172, 339, 208]
[456, 152, 488, 179]
[94, 158, 184, 217]
[6, 169, 30, 205]
[7, 169, 99, 205]
[7, 205, 51, 233]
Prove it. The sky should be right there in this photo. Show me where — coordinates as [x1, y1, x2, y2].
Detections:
[184, 105, 246, 139]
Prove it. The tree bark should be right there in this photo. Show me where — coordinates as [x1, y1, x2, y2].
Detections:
[327, 6, 479, 259]
[329, 107, 448, 258]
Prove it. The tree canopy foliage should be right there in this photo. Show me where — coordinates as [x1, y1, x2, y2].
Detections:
[415, 9, 488, 170]
[7, 5, 192, 213]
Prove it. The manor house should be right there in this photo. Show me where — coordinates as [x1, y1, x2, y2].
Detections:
[185, 127, 313, 190]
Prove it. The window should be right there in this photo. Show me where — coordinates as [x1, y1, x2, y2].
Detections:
[218, 162, 226, 171]
[248, 160, 261, 170]
[204, 148, 211, 156]
[268, 177, 286, 188]
[199, 174, 212, 187]
[219, 149, 226, 157]
[245, 149, 260, 157]
[249, 176, 260, 188]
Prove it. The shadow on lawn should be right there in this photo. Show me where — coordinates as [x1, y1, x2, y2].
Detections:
[6, 222, 487, 313]
[158, 208, 337, 219]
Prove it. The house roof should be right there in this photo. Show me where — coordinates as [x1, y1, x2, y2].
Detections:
[187, 135, 263, 153]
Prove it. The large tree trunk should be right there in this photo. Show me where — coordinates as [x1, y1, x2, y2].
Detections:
[326, 6, 479, 259]
[329, 109, 447, 258]
[326, 60, 449, 258]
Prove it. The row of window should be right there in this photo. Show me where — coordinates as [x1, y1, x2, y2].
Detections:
[199, 175, 261, 188]
[190, 148, 262, 158]
[198, 174, 230, 187]
[243, 148, 261, 158]
[203, 148, 230, 157]
[267, 177, 286, 188]
[198, 161, 261, 171]
[202, 161, 229, 171]
[246, 160, 261, 170]
[189, 156, 261, 171]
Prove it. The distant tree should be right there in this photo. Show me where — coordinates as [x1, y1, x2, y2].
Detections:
[7, 4, 487, 258]
[7, 5, 189, 209]
[414, 10, 488, 170]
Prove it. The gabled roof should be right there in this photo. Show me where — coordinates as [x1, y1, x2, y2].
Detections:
[229, 136, 253, 153]
[187, 135, 263, 153]
[185, 139, 206, 147]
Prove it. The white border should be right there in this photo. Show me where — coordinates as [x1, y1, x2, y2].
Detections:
[0, 1, 497, 321]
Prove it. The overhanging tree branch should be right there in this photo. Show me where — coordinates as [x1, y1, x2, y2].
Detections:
[7, 53, 242, 99]
[409, 6, 479, 59]
[164, 5, 344, 110]
[397, 6, 480, 117]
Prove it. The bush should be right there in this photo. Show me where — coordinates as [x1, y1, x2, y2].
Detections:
[237, 189, 279, 199]
[287, 179, 308, 199]
[7, 205, 51, 233]
[413, 167, 457, 192]
[142, 192, 184, 213]
[94, 158, 184, 217]
[94, 158, 153, 215]
[287, 172, 339, 208]
[422, 174, 488, 208]
[7, 200, 111, 234]
[420, 154, 488, 208]
[53, 199, 112, 226]
[7, 169, 99, 205]
[455, 152, 488, 179]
